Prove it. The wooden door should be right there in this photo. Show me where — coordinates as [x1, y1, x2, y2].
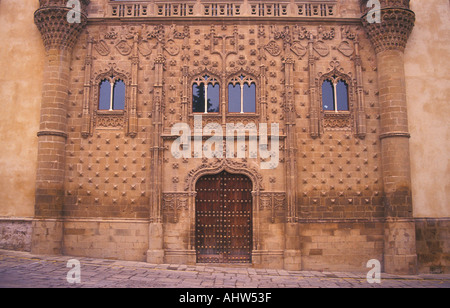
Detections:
[195, 171, 252, 263]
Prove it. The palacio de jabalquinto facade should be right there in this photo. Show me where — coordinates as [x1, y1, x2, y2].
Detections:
[0, 0, 448, 275]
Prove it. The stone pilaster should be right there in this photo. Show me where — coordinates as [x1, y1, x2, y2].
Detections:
[361, 0, 417, 274]
[147, 52, 166, 263]
[32, 0, 89, 255]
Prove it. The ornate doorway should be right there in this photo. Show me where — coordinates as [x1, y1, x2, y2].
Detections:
[195, 171, 253, 263]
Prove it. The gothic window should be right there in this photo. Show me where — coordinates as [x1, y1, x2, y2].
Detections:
[98, 78, 126, 111]
[192, 75, 220, 113]
[228, 75, 256, 113]
[322, 76, 349, 112]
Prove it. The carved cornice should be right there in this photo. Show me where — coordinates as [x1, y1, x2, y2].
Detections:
[361, 5, 415, 54]
[34, 1, 90, 51]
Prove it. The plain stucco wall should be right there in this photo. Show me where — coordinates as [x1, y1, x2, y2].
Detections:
[405, 0, 450, 217]
[0, 0, 44, 217]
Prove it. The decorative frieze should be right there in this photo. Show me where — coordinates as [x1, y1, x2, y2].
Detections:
[323, 113, 353, 130]
[108, 1, 337, 19]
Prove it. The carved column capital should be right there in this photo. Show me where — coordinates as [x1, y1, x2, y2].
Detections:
[360, 0, 413, 12]
[34, 1, 89, 51]
[361, 1, 415, 54]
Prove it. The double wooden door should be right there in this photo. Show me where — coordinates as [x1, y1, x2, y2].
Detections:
[195, 171, 252, 263]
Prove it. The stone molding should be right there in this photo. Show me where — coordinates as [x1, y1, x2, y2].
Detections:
[37, 130, 68, 139]
[379, 131, 411, 140]
[108, 1, 338, 19]
[184, 158, 264, 193]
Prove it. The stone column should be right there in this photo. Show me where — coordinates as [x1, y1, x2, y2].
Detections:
[31, 0, 89, 255]
[361, 0, 417, 274]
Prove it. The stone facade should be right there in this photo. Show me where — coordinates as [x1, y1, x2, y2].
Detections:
[415, 218, 450, 274]
[0, 0, 448, 274]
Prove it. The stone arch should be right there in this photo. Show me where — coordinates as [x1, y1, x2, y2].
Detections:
[184, 158, 264, 193]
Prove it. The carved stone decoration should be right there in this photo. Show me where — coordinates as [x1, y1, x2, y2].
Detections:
[341, 26, 357, 41]
[318, 26, 335, 41]
[165, 39, 180, 56]
[94, 40, 110, 56]
[116, 40, 132, 55]
[338, 41, 354, 57]
[313, 41, 329, 57]
[95, 114, 125, 128]
[138, 40, 154, 56]
[104, 30, 118, 40]
[184, 158, 264, 192]
[293, 25, 310, 40]
[290, 42, 307, 58]
[259, 192, 286, 223]
[323, 113, 353, 130]
[259, 192, 286, 210]
[264, 40, 282, 57]
[162, 192, 189, 223]
[34, 1, 89, 51]
[361, 5, 415, 54]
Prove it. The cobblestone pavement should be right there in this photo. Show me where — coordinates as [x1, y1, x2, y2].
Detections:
[0, 249, 449, 289]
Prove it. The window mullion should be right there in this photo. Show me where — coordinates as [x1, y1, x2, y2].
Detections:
[333, 81, 338, 112]
[240, 83, 244, 113]
[204, 83, 208, 114]
[109, 81, 114, 111]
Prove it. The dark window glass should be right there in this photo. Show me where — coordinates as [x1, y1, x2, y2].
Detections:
[336, 80, 349, 111]
[207, 83, 220, 113]
[193, 83, 205, 113]
[99, 80, 111, 110]
[243, 83, 256, 113]
[228, 83, 241, 113]
[322, 80, 334, 111]
[113, 80, 126, 110]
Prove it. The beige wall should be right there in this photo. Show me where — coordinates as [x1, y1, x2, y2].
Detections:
[0, 0, 44, 217]
[405, 0, 450, 218]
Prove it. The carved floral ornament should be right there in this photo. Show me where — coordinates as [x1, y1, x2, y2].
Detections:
[162, 192, 189, 223]
[91, 64, 131, 89]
